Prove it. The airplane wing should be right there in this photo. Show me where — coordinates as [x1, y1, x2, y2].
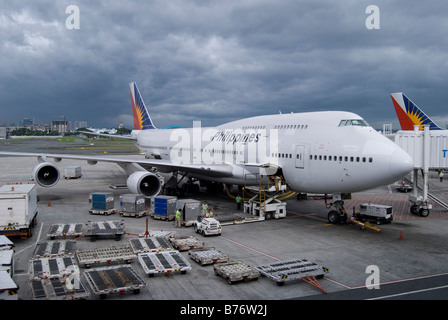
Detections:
[0, 151, 234, 178]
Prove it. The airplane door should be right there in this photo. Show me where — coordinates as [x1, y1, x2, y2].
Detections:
[295, 145, 305, 168]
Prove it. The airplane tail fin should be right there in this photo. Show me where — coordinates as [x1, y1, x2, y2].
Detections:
[129, 82, 157, 130]
[390, 92, 442, 130]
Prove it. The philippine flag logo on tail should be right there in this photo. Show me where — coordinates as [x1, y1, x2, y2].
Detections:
[390, 92, 442, 131]
[129, 82, 156, 130]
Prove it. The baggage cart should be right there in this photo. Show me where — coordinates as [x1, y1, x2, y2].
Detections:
[29, 275, 90, 300]
[28, 256, 79, 280]
[137, 250, 191, 277]
[84, 265, 146, 299]
[84, 220, 125, 241]
[188, 247, 229, 266]
[33, 240, 76, 258]
[129, 237, 172, 254]
[76, 245, 136, 268]
[254, 258, 329, 291]
[47, 223, 84, 240]
[213, 261, 260, 285]
[169, 236, 204, 251]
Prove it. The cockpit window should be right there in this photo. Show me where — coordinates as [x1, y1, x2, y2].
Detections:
[339, 119, 369, 127]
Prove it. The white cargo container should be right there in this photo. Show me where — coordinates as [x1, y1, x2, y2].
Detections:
[0, 184, 38, 239]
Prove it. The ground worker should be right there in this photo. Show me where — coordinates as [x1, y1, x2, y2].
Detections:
[201, 201, 208, 216]
[235, 194, 242, 210]
[175, 209, 182, 228]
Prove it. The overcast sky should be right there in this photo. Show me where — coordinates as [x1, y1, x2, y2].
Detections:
[1, 0, 448, 130]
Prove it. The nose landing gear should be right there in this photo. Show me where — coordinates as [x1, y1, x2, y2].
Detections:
[325, 194, 349, 224]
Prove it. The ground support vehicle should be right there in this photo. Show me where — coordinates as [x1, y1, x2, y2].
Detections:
[0, 184, 38, 239]
[213, 261, 260, 285]
[254, 258, 329, 292]
[0, 271, 18, 300]
[169, 236, 204, 251]
[76, 245, 136, 268]
[193, 216, 222, 236]
[85, 220, 125, 241]
[33, 240, 76, 258]
[354, 203, 393, 225]
[29, 275, 90, 300]
[137, 250, 191, 277]
[188, 247, 229, 266]
[84, 265, 146, 299]
[28, 256, 79, 280]
[47, 223, 84, 240]
[129, 237, 172, 254]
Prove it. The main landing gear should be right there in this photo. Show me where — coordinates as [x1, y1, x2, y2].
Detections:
[325, 194, 349, 224]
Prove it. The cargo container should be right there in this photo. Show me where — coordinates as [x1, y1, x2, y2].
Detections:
[89, 192, 115, 215]
[176, 199, 201, 225]
[0, 184, 38, 239]
[64, 166, 82, 179]
[119, 194, 147, 217]
[150, 195, 177, 221]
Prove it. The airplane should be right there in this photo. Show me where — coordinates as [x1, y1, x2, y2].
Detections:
[391, 92, 443, 130]
[0, 83, 414, 224]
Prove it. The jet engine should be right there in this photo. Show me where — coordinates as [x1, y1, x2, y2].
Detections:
[126, 171, 163, 197]
[33, 162, 60, 187]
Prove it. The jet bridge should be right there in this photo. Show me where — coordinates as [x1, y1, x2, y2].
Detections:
[392, 125, 448, 216]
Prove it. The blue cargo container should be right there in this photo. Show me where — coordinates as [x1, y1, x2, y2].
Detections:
[150, 196, 177, 220]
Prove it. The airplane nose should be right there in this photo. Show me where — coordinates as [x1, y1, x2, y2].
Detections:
[389, 148, 414, 179]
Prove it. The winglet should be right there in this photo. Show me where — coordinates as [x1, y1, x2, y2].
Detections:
[391, 92, 442, 130]
[129, 82, 157, 130]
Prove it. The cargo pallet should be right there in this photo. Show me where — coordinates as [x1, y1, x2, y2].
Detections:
[28, 256, 79, 280]
[129, 237, 172, 254]
[188, 247, 229, 266]
[47, 223, 84, 240]
[76, 245, 136, 268]
[33, 240, 77, 258]
[213, 261, 260, 285]
[88, 209, 116, 216]
[84, 265, 146, 299]
[30, 275, 90, 300]
[169, 236, 204, 251]
[118, 210, 147, 218]
[85, 220, 125, 241]
[137, 250, 191, 277]
[254, 258, 328, 292]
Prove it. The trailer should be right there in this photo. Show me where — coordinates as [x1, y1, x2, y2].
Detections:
[28, 256, 79, 280]
[169, 236, 205, 251]
[213, 261, 260, 285]
[29, 275, 90, 300]
[76, 245, 136, 268]
[84, 265, 146, 299]
[0, 250, 14, 275]
[33, 240, 76, 258]
[84, 220, 125, 241]
[129, 237, 172, 254]
[254, 259, 329, 290]
[47, 223, 84, 240]
[188, 247, 229, 266]
[0, 271, 18, 300]
[0, 235, 14, 251]
[137, 250, 191, 277]
[0, 184, 38, 239]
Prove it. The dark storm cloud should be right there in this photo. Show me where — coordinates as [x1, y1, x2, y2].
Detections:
[1, 0, 448, 130]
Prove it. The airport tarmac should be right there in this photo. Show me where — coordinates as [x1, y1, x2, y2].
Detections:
[1, 139, 448, 304]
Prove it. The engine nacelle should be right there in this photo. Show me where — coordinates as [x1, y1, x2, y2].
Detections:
[33, 162, 60, 187]
[126, 171, 163, 197]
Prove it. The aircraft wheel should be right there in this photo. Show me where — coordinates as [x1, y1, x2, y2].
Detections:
[328, 210, 340, 224]
[418, 208, 430, 217]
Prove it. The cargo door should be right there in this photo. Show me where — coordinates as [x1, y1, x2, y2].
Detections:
[295, 145, 306, 169]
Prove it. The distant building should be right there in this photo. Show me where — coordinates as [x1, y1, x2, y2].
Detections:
[51, 120, 69, 133]
[74, 121, 88, 130]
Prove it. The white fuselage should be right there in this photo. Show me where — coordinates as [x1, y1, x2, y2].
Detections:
[133, 111, 413, 194]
